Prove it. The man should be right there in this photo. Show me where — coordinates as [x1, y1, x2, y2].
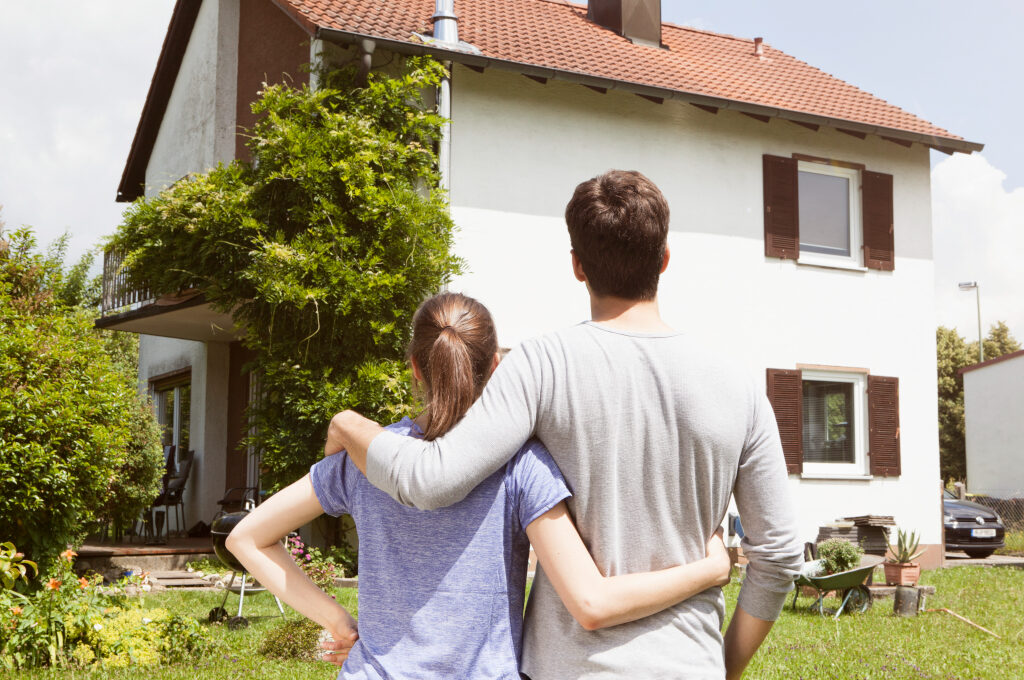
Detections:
[324, 170, 803, 678]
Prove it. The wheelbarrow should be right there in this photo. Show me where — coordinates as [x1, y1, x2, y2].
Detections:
[791, 554, 883, 618]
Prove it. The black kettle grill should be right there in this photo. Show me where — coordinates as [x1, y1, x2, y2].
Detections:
[208, 511, 285, 628]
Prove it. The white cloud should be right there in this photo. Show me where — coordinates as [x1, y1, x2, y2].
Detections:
[0, 2, 174, 261]
[933, 154, 1024, 344]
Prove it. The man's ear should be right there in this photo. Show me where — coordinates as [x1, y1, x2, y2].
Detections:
[571, 250, 587, 283]
[490, 352, 501, 376]
[410, 357, 424, 383]
[660, 244, 671, 274]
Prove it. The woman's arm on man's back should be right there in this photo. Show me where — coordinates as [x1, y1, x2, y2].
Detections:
[525, 503, 732, 630]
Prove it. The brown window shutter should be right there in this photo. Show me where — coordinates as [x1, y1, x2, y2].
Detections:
[868, 375, 901, 476]
[862, 170, 894, 271]
[763, 155, 799, 259]
[766, 368, 802, 474]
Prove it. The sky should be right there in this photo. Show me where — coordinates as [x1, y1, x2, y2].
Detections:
[0, 1, 1021, 344]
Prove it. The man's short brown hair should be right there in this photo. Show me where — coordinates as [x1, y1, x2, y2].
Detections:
[565, 170, 670, 301]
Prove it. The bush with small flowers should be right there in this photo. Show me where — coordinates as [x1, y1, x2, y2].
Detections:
[0, 545, 210, 669]
[287, 535, 340, 589]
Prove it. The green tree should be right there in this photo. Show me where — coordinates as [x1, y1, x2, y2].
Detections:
[108, 58, 461, 489]
[0, 223, 163, 572]
[937, 322, 1021, 482]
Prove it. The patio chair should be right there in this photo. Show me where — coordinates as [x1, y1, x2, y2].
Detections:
[133, 445, 176, 542]
[154, 449, 195, 538]
[214, 486, 261, 520]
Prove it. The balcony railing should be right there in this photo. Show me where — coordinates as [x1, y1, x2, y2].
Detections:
[101, 248, 153, 316]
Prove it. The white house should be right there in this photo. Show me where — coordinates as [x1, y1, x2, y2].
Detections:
[962, 350, 1024, 498]
[98, 0, 982, 567]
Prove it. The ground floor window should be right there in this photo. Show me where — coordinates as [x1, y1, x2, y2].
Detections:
[800, 370, 866, 474]
[153, 371, 191, 458]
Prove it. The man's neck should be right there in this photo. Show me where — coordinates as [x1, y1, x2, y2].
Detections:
[589, 295, 674, 333]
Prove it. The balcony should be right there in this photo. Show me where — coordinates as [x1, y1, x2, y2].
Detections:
[96, 248, 240, 343]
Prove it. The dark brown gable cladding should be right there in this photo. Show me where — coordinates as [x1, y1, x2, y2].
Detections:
[766, 368, 803, 474]
[862, 170, 895, 271]
[867, 375, 901, 476]
[762, 155, 799, 260]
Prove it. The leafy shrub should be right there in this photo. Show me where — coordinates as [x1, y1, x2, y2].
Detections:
[108, 57, 461, 490]
[258, 618, 323, 661]
[0, 549, 210, 669]
[0, 227, 163, 570]
[0, 542, 37, 591]
[817, 539, 864, 575]
[287, 535, 342, 587]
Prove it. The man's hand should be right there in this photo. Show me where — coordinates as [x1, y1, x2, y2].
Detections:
[324, 410, 386, 475]
[705, 529, 732, 587]
[325, 410, 359, 456]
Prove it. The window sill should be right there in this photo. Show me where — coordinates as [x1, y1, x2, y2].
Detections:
[796, 256, 868, 273]
[799, 473, 874, 481]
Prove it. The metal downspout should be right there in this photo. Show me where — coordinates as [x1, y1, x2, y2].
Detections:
[438, 67, 452, 193]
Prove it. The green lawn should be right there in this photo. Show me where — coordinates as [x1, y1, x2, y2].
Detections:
[997, 529, 1024, 555]
[14, 587, 359, 680]
[734, 566, 1024, 679]
[13, 566, 1023, 679]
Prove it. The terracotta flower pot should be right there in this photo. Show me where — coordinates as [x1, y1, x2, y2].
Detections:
[883, 562, 921, 586]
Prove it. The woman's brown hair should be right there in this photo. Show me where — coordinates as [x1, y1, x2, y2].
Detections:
[409, 292, 498, 440]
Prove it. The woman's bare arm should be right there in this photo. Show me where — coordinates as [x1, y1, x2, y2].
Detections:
[525, 502, 731, 630]
[225, 475, 358, 662]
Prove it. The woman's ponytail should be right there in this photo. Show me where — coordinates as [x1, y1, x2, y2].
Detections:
[409, 293, 498, 441]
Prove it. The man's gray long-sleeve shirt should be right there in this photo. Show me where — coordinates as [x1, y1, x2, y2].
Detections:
[365, 322, 803, 679]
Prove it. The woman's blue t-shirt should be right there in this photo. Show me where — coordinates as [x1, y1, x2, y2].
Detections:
[309, 417, 571, 680]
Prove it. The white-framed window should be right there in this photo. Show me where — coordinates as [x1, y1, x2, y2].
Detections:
[800, 369, 867, 476]
[796, 161, 862, 269]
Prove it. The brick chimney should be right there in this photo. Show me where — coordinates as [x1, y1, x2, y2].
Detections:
[588, 0, 662, 47]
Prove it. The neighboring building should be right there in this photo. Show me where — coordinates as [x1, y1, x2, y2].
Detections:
[98, 0, 981, 566]
[962, 350, 1024, 498]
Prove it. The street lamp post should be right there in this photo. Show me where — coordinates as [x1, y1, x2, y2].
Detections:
[958, 281, 983, 363]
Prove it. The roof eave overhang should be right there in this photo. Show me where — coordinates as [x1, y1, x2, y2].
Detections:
[318, 26, 983, 155]
[116, 0, 204, 204]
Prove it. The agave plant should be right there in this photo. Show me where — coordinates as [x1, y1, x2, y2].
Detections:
[886, 529, 925, 564]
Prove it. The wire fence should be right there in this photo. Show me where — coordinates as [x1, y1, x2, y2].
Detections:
[967, 492, 1024, 554]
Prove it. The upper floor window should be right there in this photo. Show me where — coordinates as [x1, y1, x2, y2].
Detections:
[763, 154, 894, 271]
[797, 162, 861, 267]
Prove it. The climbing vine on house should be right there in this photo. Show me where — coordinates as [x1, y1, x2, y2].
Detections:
[109, 58, 461, 490]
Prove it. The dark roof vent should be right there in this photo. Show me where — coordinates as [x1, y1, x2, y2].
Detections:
[588, 0, 662, 47]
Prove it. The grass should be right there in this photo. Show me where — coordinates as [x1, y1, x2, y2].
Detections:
[13, 587, 359, 680]
[996, 529, 1024, 555]
[733, 565, 1024, 679]
[11, 566, 1023, 679]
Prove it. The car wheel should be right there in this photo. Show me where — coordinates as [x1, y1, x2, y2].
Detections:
[964, 549, 994, 559]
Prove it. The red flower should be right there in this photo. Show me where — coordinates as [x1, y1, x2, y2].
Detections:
[46, 578, 61, 590]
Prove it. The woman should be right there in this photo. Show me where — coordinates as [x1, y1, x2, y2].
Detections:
[227, 292, 730, 679]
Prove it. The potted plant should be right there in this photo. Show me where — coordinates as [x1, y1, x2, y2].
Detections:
[884, 529, 926, 586]
[816, 538, 864, 575]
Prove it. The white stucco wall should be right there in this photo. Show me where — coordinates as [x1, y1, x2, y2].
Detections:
[137, 335, 231, 531]
[137, 0, 240, 530]
[964, 353, 1024, 497]
[448, 66, 944, 549]
[145, 0, 239, 196]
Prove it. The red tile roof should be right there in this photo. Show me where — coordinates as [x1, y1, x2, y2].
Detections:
[119, 0, 980, 202]
[273, 0, 979, 151]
